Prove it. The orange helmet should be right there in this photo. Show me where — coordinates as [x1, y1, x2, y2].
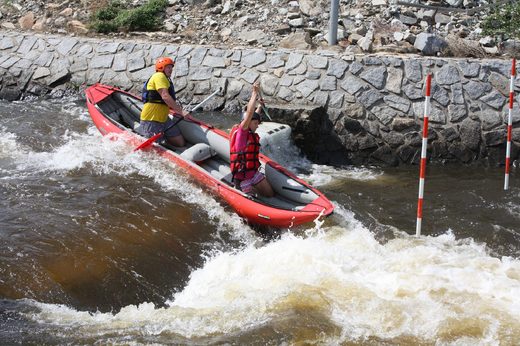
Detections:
[155, 57, 174, 72]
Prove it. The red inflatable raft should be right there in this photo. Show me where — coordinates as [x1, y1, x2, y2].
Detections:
[85, 83, 334, 227]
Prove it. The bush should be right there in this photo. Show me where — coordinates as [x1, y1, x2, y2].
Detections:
[89, 0, 169, 33]
[482, 2, 520, 40]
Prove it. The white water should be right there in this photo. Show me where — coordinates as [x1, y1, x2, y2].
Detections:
[261, 133, 382, 187]
[4, 102, 520, 343]
[25, 215, 520, 343]
[0, 125, 254, 244]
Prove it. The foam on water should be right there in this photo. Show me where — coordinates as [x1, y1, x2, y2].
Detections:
[0, 127, 28, 159]
[7, 100, 520, 343]
[302, 164, 383, 187]
[261, 134, 383, 187]
[2, 124, 251, 239]
[24, 210, 520, 343]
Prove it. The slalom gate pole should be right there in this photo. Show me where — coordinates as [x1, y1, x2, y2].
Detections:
[504, 58, 516, 190]
[416, 73, 432, 236]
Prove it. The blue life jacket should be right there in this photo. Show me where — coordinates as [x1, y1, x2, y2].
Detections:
[142, 73, 176, 104]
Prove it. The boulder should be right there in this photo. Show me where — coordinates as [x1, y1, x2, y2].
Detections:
[414, 33, 448, 56]
[279, 32, 312, 50]
[0, 87, 22, 101]
[68, 20, 88, 34]
[18, 12, 35, 30]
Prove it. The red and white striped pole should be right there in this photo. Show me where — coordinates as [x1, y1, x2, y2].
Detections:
[504, 58, 516, 190]
[416, 73, 432, 236]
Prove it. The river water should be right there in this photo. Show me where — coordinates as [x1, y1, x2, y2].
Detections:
[1, 96, 519, 345]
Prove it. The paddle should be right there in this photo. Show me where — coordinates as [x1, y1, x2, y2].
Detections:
[133, 88, 221, 152]
[258, 90, 273, 121]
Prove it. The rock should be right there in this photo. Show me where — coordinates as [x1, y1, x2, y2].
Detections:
[0, 87, 22, 101]
[327, 59, 349, 79]
[463, 80, 491, 100]
[436, 64, 461, 85]
[32, 20, 46, 32]
[221, 0, 232, 14]
[448, 104, 467, 122]
[460, 118, 481, 151]
[501, 40, 520, 56]
[360, 66, 387, 89]
[59, 8, 73, 17]
[392, 118, 418, 132]
[1, 22, 16, 29]
[403, 31, 416, 44]
[414, 33, 448, 56]
[445, 0, 463, 6]
[288, 18, 304, 27]
[481, 90, 506, 110]
[348, 33, 363, 45]
[68, 20, 88, 34]
[273, 24, 292, 35]
[399, 13, 417, 26]
[370, 145, 398, 166]
[384, 94, 411, 113]
[479, 36, 495, 47]
[279, 32, 312, 50]
[239, 29, 267, 44]
[299, 0, 322, 17]
[483, 46, 499, 55]
[33, 67, 51, 79]
[18, 12, 35, 30]
[434, 13, 451, 25]
[448, 142, 475, 163]
[416, 9, 435, 24]
[358, 36, 373, 52]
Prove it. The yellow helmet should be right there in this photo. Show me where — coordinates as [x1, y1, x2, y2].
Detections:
[155, 57, 174, 72]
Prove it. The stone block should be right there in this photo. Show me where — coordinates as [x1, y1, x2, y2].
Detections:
[360, 66, 387, 89]
[17, 36, 37, 55]
[436, 64, 461, 85]
[96, 42, 120, 54]
[89, 55, 114, 70]
[241, 50, 267, 68]
[56, 37, 79, 55]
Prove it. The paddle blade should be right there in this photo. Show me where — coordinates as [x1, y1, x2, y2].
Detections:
[133, 132, 162, 152]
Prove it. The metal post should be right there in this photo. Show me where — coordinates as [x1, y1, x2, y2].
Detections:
[328, 0, 340, 45]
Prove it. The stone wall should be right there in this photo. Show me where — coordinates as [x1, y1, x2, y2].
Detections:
[1, 30, 519, 166]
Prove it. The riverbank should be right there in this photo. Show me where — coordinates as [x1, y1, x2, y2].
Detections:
[1, 0, 515, 57]
[1, 30, 519, 166]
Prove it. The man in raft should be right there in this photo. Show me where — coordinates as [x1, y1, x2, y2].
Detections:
[138, 57, 190, 147]
[229, 82, 274, 197]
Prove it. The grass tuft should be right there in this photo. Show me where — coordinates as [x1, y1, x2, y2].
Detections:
[89, 0, 169, 33]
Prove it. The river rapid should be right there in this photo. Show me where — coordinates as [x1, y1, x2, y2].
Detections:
[1, 96, 519, 345]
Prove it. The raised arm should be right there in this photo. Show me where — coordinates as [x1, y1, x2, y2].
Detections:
[240, 81, 260, 130]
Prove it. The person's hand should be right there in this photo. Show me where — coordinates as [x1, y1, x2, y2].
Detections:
[252, 81, 260, 94]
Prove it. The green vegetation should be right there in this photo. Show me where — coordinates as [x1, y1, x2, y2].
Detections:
[482, 1, 520, 40]
[89, 0, 169, 33]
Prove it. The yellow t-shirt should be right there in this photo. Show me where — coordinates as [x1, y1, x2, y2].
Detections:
[140, 72, 171, 122]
